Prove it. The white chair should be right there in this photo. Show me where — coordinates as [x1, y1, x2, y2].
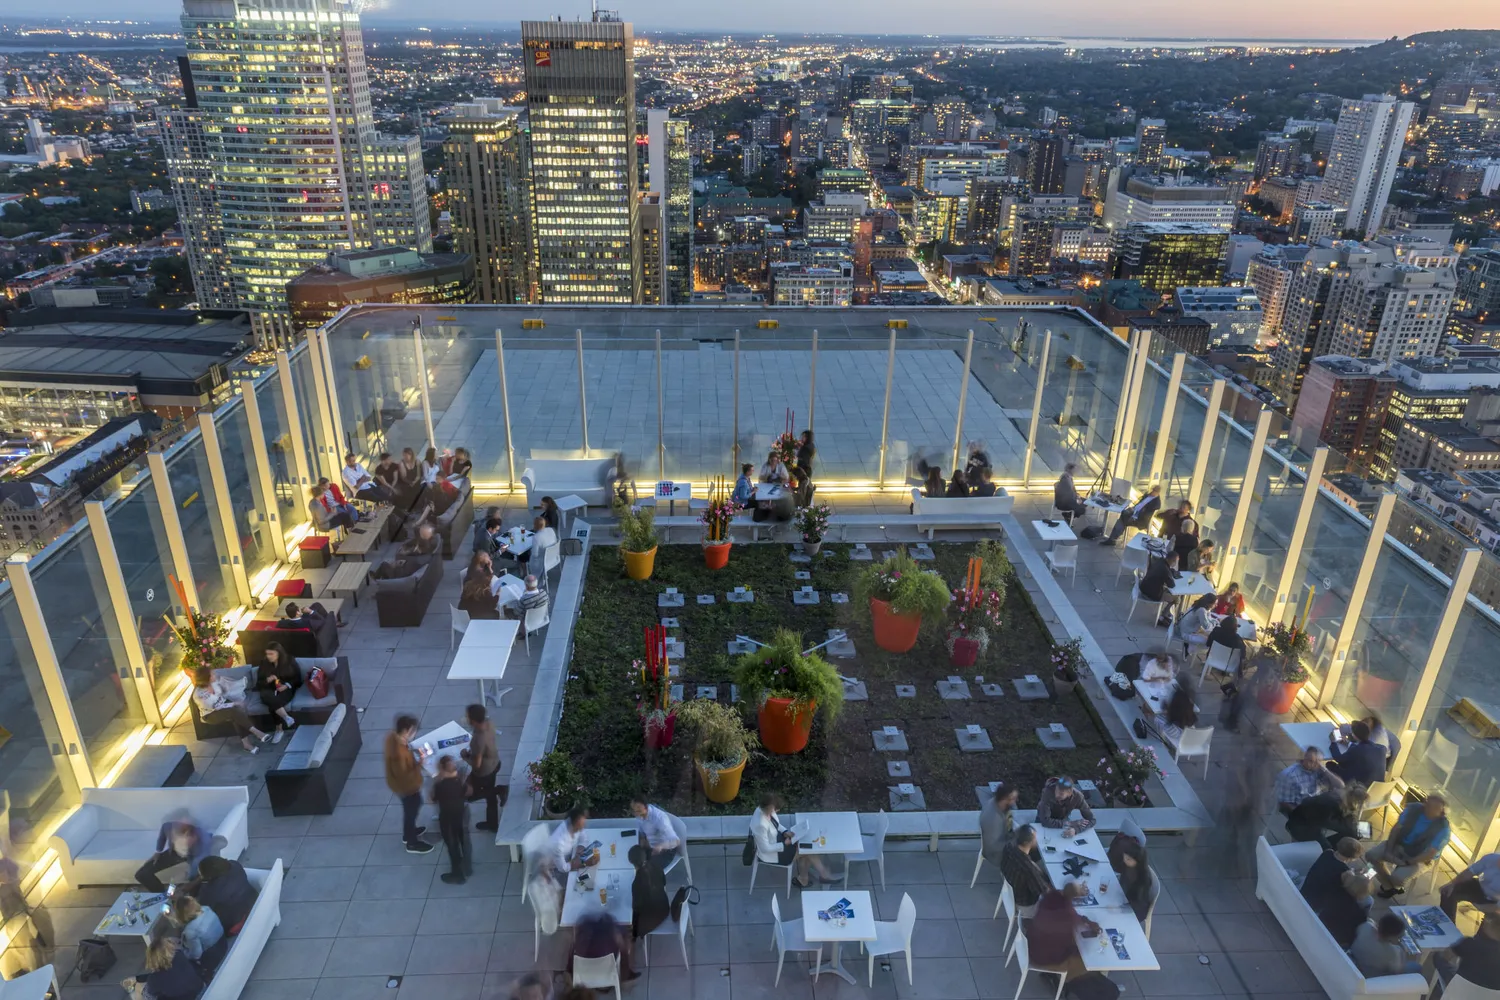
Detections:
[1143, 865, 1163, 939]
[1011, 927, 1068, 1000]
[662, 812, 692, 883]
[1119, 815, 1147, 847]
[1129, 580, 1164, 625]
[1432, 973, 1500, 1000]
[865, 890, 916, 986]
[523, 603, 551, 655]
[543, 539, 562, 579]
[843, 809, 889, 889]
[969, 845, 987, 889]
[992, 879, 1017, 956]
[770, 894, 822, 986]
[518, 825, 550, 902]
[1044, 543, 1078, 586]
[1198, 641, 1241, 686]
[1361, 780, 1397, 837]
[1116, 542, 1149, 586]
[1431, 731, 1461, 792]
[643, 905, 692, 968]
[749, 849, 795, 898]
[1111, 477, 1132, 500]
[1175, 725, 1214, 779]
[450, 604, 470, 649]
[1197, 505, 1222, 534]
[572, 954, 622, 997]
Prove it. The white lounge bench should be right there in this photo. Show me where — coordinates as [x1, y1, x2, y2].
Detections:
[520, 456, 617, 508]
[49, 786, 250, 888]
[909, 490, 1015, 539]
[204, 861, 283, 1000]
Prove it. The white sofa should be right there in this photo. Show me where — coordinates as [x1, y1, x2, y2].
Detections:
[520, 456, 617, 508]
[1254, 837, 1428, 1000]
[48, 786, 250, 888]
[202, 861, 283, 1000]
[909, 489, 1014, 538]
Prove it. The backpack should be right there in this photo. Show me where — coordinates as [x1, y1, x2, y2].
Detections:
[74, 937, 116, 982]
[670, 884, 700, 922]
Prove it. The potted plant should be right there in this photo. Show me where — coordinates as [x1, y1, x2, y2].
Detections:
[526, 749, 584, 817]
[945, 587, 1002, 667]
[793, 502, 832, 556]
[699, 493, 740, 570]
[633, 653, 676, 749]
[974, 538, 1012, 606]
[614, 500, 659, 580]
[1096, 746, 1164, 807]
[853, 551, 951, 653]
[772, 431, 798, 467]
[1051, 637, 1085, 693]
[674, 699, 758, 803]
[168, 609, 237, 677]
[1256, 621, 1313, 714]
[733, 628, 844, 754]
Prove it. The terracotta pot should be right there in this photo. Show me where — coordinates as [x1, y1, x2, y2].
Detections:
[697, 754, 746, 803]
[1356, 671, 1402, 709]
[703, 540, 731, 570]
[1055, 677, 1078, 695]
[802, 539, 822, 556]
[644, 712, 676, 749]
[949, 636, 980, 667]
[758, 696, 817, 754]
[622, 545, 657, 580]
[870, 598, 922, 653]
[1257, 680, 1305, 715]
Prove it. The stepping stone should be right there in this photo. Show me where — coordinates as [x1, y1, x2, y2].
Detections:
[850, 544, 873, 562]
[911, 543, 935, 561]
[1013, 675, 1050, 701]
[696, 594, 715, 605]
[1037, 724, 1076, 750]
[895, 684, 917, 698]
[727, 639, 756, 654]
[956, 725, 994, 752]
[888, 760, 911, 778]
[1074, 778, 1106, 808]
[667, 662, 681, 678]
[981, 683, 1005, 698]
[842, 678, 868, 701]
[794, 571, 811, 581]
[889, 784, 926, 811]
[831, 592, 849, 604]
[936, 676, 971, 700]
[727, 587, 754, 603]
[872, 727, 908, 751]
[878, 550, 897, 562]
[826, 630, 855, 658]
[659, 617, 680, 628]
[789, 552, 812, 564]
[975, 782, 1007, 808]
[664, 638, 685, 660]
[669, 683, 683, 701]
[695, 685, 719, 701]
[793, 586, 820, 605]
[658, 588, 685, 608]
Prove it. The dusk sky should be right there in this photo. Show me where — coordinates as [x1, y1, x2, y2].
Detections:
[13, 0, 1500, 38]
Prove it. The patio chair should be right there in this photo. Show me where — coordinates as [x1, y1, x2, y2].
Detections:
[572, 954, 621, 997]
[865, 891, 916, 986]
[770, 894, 822, 986]
[750, 849, 796, 899]
[1129, 580, 1164, 625]
[1117, 540, 1150, 586]
[1119, 815, 1147, 847]
[643, 903, 692, 968]
[1011, 928, 1068, 1000]
[1143, 865, 1163, 939]
[1175, 725, 1214, 779]
[1197, 641, 1240, 686]
[662, 812, 692, 883]
[993, 879, 1018, 960]
[523, 603, 551, 655]
[450, 605, 470, 649]
[1044, 543, 1078, 586]
[843, 809, 889, 890]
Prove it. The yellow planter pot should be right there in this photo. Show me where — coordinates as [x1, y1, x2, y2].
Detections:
[622, 545, 657, 580]
[697, 754, 746, 803]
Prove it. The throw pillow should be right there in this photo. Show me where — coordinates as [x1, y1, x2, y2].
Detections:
[220, 675, 248, 699]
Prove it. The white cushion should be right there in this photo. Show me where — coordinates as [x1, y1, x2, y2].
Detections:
[307, 705, 346, 768]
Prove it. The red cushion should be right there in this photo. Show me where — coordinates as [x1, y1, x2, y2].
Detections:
[274, 579, 309, 597]
[242, 620, 277, 631]
[299, 536, 331, 552]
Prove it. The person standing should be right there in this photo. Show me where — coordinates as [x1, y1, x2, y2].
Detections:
[433, 755, 473, 885]
[1441, 852, 1500, 922]
[463, 703, 504, 833]
[796, 430, 816, 480]
[384, 715, 433, 855]
[135, 816, 211, 893]
[1025, 883, 1098, 979]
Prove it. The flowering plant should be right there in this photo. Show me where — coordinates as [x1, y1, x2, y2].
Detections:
[793, 502, 832, 543]
[732, 628, 844, 720]
[1097, 745, 1164, 807]
[944, 587, 1002, 655]
[166, 609, 236, 675]
[1051, 637, 1085, 682]
[699, 496, 741, 544]
[634, 626, 675, 734]
[526, 749, 585, 812]
[853, 551, 951, 621]
[772, 431, 798, 466]
[1258, 622, 1311, 683]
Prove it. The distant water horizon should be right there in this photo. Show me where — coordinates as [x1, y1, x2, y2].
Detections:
[969, 35, 1380, 50]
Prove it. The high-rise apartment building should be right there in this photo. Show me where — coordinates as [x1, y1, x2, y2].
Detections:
[1321, 94, 1416, 239]
[159, 106, 233, 309]
[1290, 202, 1347, 245]
[1325, 263, 1456, 364]
[174, 0, 431, 344]
[442, 100, 535, 305]
[638, 193, 663, 304]
[523, 13, 640, 304]
[1244, 245, 1311, 343]
[646, 110, 693, 304]
[1254, 135, 1301, 182]
[1027, 133, 1067, 195]
[1135, 118, 1166, 172]
[1102, 170, 1236, 232]
[1456, 246, 1500, 318]
[1273, 244, 1369, 403]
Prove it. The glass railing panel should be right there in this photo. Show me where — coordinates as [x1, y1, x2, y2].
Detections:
[214, 403, 276, 584]
[162, 436, 235, 614]
[106, 484, 189, 702]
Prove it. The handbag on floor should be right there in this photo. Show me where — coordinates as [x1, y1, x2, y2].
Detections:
[74, 937, 115, 982]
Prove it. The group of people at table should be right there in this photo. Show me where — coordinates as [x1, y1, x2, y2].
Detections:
[312, 446, 474, 534]
[458, 501, 561, 620]
[729, 429, 818, 515]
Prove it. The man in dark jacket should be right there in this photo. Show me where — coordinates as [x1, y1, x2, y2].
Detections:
[1102, 485, 1161, 544]
[1035, 777, 1096, 833]
[192, 857, 258, 933]
[1299, 838, 1373, 947]
[1327, 720, 1387, 787]
[135, 816, 212, 893]
[629, 845, 670, 939]
[999, 825, 1053, 911]
[1138, 551, 1180, 603]
[1053, 463, 1088, 519]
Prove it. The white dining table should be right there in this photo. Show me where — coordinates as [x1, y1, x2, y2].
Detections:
[1076, 907, 1160, 972]
[1280, 721, 1342, 755]
[1032, 518, 1077, 550]
[574, 825, 640, 871]
[412, 720, 472, 777]
[785, 812, 864, 857]
[501, 527, 535, 556]
[1046, 863, 1131, 910]
[447, 619, 519, 706]
[560, 868, 632, 927]
[801, 890, 876, 984]
[1035, 824, 1109, 864]
[755, 483, 790, 502]
[1206, 611, 1258, 640]
[1167, 572, 1215, 599]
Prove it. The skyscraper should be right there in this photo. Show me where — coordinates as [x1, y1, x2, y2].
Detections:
[1321, 94, 1416, 239]
[1027, 133, 1066, 195]
[175, 0, 431, 344]
[1111, 223, 1227, 294]
[159, 106, 233, 309]
[647, 110, 693, 304]
[523, 13, 640, 304]
[443, 100, 536, 304]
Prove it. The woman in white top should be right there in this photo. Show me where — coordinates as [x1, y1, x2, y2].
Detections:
[759, 451, 789, 485]
[420, 447, 442, 486]
[750, 792, 836, 887]
[190, 666, 270, 753]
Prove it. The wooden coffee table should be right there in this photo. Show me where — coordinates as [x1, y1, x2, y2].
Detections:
[324, 561, 373, 605]
[333, 506, 392, 560]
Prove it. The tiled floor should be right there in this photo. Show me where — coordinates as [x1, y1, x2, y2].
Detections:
[24, 490, 1452, 998]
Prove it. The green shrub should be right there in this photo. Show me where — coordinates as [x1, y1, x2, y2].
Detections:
[614, 500, 658, 553]
[852, 550, 950, 621]
[733, 628, 844, 720]
[674, 699, 758, 786]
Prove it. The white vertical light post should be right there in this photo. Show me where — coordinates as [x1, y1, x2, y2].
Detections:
[1187, 379, 1227, 513]
[575, 329, 590, 456]
[196, 412, 253, 607]
[807, 329, 818, 432]
[315, 327, 346, 460]
[1148, 352, 1186, 486]
[655, 329, 665, 480]
[1022, 330, 1053, 487]
[275, 349, 313, 501]
[1113, 329, 1152, 485]
[876, 328, 897, 486]
[495, 330, 516, 489]
[1217, 408, 1273, 585]
[413, 320, 435, 452]
[950, 329, 974, 474]
[302, 328, 341, 481]
[85, 502, 163, 726]
[732, 331, 741, 469]
[239, 380, 289, 563]
[1271, 447, 1329, 626]
[1107, 332, 1140, 480]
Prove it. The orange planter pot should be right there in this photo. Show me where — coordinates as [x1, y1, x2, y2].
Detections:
[869, 598, 922, 653]
[703, 540, 731, 570]
[758, 697, 816, 755]
[1257, 680, 1305, 715]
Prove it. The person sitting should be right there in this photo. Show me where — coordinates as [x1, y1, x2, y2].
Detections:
[1360, 713, 1401, 776]
[1286, 783, 1368, 851]
[1000, 824, 1053, 914]
[1212, 582, 1246, 617]
[1370, 794, 1450, 899]
[458, 554, 501, 620]
[1172, 510, 1200, 563]
[979, 782, 1020, 870]
[308, 483, 356, 533]
[629, 843, 671, 940]
[1111, 835, 1155, 922]
[1053, 463, 1089, 519]
[447, 447, 473, 483]
[971, 468, 998, 497]
[254, 641, 300, 737]
[1206, 612, 1246, 656]
[1299, 837, 1374, 947]
[188, 856, 258, 934]
[1137, 550, 1180, 603]
[191, 666, 270, 754]
[165, 891, 223, 963]
[343, 452, 392, 504]
[420, 447, 442, 487]
[573, 910, 640, 983]
[502, 574, 549, 622]
[539, 496, 561, 532]
[278, 601, 330, 631]
[473, 513, 505, 558]
[519, 515, 558, 576]
[135, 815, 211, 894]
[1177, 594, 1217, 658]
[1035, 776, 1096, 833]
[1102, 485, 1161, 544]
[630, 796, 680, 872]
[1275, 747, 1345, 815]
[549, 807, 598, 877]
[731, 463, 756, 508]
[396, 447, 423, 508]
[945, 469, 969, 497]
[922, 467, 944, 498]
[751, 792, 835, 888]
[123, 933, 203, 1000]
[1328, 720, 1387, 787]
[1157, 499, 1192, 539]
[1183, 537, 1216, 577]
[1441, 852, 1500, 923]
[1150, 670, 1198, 748]
[1352, 914, 1422, 978]
[759, 450, 789, 485]
[318, 477, 362, 523]
[373, 521, 440, 579]
[1439, 913, 1500, 991]
[1025, 883, 1098, 980]
[373, 452, 402, 495]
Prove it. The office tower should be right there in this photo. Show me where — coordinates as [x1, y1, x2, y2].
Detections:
[1027, 133, 1066, 195]
[286, 248, 476, 329]
[442, 100, 535, 304]
[159, 107, 233, 309]
[647, 111, 693, 304]
[1102, 170, 1235, 232]
[1321, 94, 1416, 239]
[638, 193, 663, 304]
[804, 193, 865, 241]
[1288, 356, 1395, 467]
[965, 176, 1009, 242]
[1456, 246, 1500, 318]
[769, 262, 853, 306]
[1111, 223, 1227, 295]
[175, 0, 430, 344]
[1009, 199, 1087, 278]
[1254, 135, 1301, 182]
[522, 13, 640, 304]
[818, 168, 869, 197]
[1135, 118, 1166, 171]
